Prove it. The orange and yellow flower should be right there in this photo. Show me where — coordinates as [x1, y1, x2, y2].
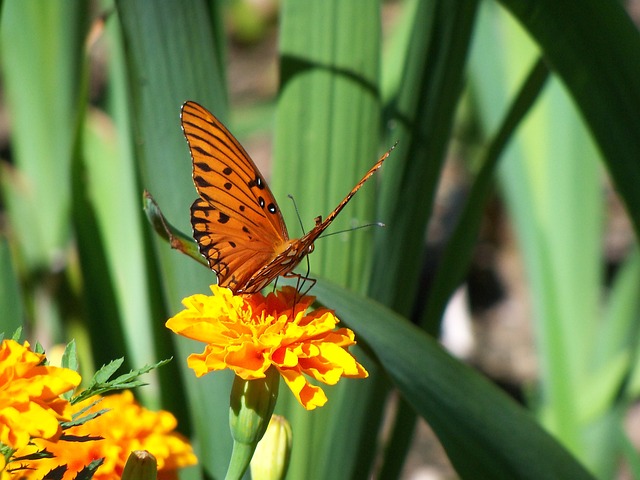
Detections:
[10, 390, 197, 480]
[0, 339, 81, 450]
[166, 285, 368, 410]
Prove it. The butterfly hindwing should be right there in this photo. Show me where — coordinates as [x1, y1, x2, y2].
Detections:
[190, 198, 280, 291]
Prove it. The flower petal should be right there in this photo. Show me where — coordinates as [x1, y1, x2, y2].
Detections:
[278, 368, 327, 411]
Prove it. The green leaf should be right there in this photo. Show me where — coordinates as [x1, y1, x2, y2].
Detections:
[76, 458, 105, 480]
[0, 0, 88, 268]
[61, 340, 79, 372]
[91, 358, 125, 385]
[0, 236, 24, 333]
[496, 0, 640, 239]
[73, 358, 170, 404]
[471, 4, 615, 472]
[370, 0, 479, 313]
[61, 406, 109, 430]
[10, 327, 22, 342]
[272, 2, 383, 478]
[273, 0, 381, 294]
[423, 57, 549, 333]
[313, 278, 595, 480]
[115, 1, 233, 475]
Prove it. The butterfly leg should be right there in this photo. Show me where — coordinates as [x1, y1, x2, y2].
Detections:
[281, 272, 315, 315]
[297, 248, 316, 296]
[282, 272, 317, 296]
[299, 276, 316, 297]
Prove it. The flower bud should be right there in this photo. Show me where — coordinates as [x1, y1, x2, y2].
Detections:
[121, 450, 157, 480]
[250, 415, 293, 480]
[229, 368, 280, 445]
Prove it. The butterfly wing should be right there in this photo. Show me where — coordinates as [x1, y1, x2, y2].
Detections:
[182, 101, 289, 293]
[241, 145, 395, 292]
[308, 145, 392, 234]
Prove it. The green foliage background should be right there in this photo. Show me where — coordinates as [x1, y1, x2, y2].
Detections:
[1, 0, 640, 479]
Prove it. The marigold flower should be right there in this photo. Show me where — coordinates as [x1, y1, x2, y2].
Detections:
[166, 285, 368, 410]
[10, 390, 196, 480]
[0, 339, 80, 450]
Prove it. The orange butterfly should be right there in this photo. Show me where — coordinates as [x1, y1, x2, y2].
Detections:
[181, 101, 392, 294]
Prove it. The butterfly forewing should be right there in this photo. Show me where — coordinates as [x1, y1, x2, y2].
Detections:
[182, 100, 391, 294]
[182, 101, 288, 246]
[307, 148, 391, 234]
[241, 148, 393, 293]
[182, 101, 290, 291]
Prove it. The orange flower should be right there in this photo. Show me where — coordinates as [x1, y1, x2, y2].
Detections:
[166, 285, 368, 410]
[11, 390, 197, 480]
[0, 339, 80, 450]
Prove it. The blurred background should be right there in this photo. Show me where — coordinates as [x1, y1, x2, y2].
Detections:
[1, 0, 640, 479]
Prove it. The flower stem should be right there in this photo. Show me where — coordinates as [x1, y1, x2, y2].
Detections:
[225, 441, 257, 480]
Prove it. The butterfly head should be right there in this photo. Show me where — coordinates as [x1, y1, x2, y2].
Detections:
[282, 237, 315, 258]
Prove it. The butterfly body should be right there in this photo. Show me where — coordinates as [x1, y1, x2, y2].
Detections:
[182, 101, 391, 294]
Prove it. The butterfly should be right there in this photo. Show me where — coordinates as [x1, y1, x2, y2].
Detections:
[181, 100, 392, 294]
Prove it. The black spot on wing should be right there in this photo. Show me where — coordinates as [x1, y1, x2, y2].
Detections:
[194, 176, 213, 188]
[218, 212, 230, 224]
[193, 145, 213, 157]
[194, 161, 215, 172]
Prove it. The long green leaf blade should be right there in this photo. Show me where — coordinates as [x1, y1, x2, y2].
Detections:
[314, 278, 595, 480]
[0, 0, 88, 268]
[496, 0, 640, 239]
[115, 1, 231, 476]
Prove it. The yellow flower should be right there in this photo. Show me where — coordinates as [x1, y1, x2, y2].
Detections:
[11, 390, 197, 480]
[0, 339, 80, 450]
[166, 285, 368, 410]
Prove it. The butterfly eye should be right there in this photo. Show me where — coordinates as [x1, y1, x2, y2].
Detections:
[307, 244, 315, 254]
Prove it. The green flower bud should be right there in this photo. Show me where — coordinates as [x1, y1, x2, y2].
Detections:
[250, 415, 293, 480]
[121, 450, 158, 480]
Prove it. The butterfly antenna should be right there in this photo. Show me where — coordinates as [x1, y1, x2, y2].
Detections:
[318, 222, 386, 239]
[287, 194, 307, 235]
